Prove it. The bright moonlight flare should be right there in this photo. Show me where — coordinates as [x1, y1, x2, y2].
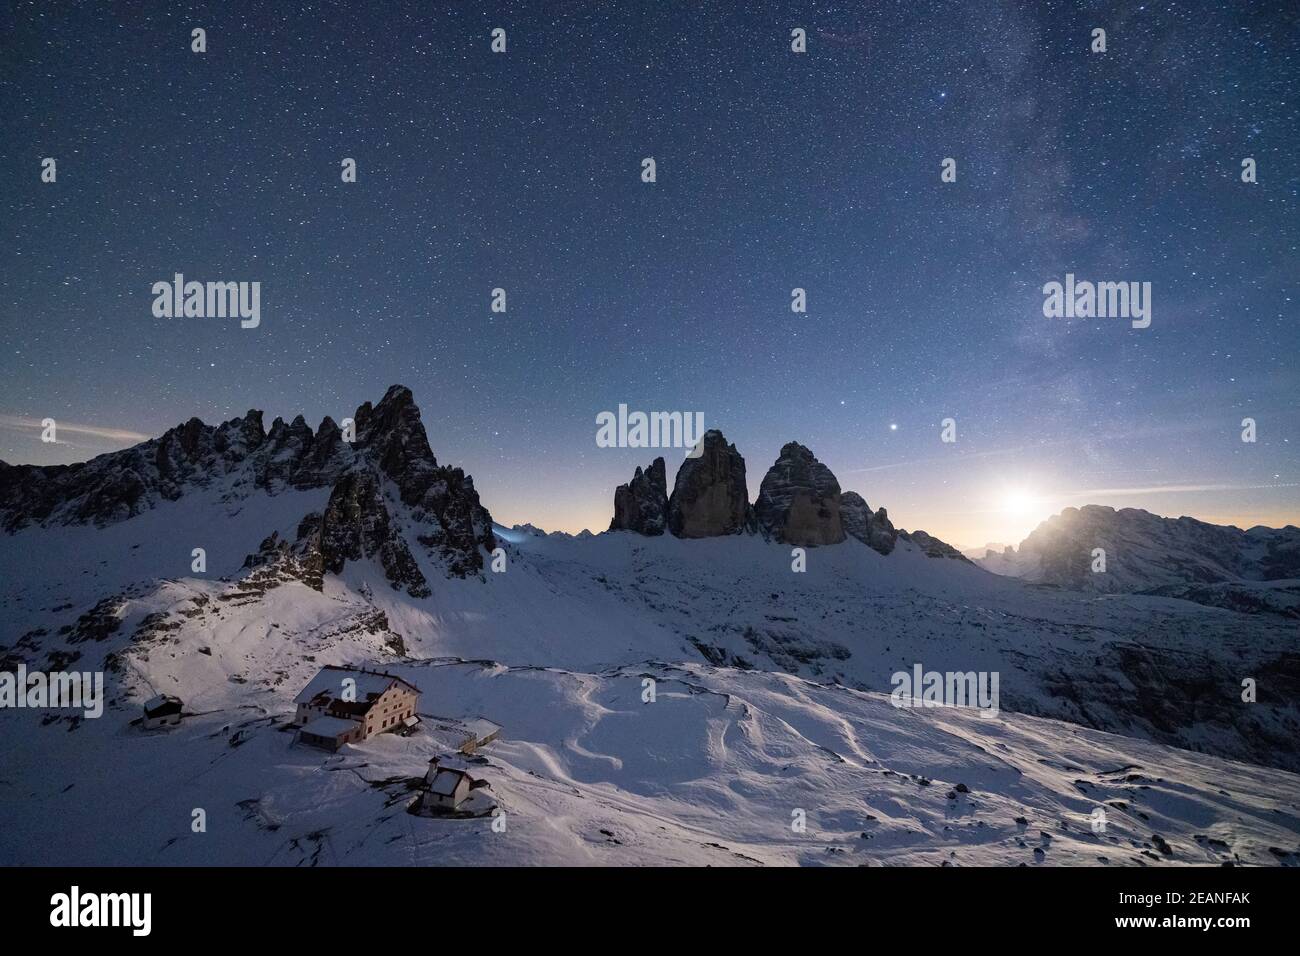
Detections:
[1001, 489, 1038, 516]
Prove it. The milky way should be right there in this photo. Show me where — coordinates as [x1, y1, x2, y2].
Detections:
[2, 1, 1296, 546]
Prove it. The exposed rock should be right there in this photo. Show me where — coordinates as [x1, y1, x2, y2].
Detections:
[298, 415, 350, 486]
[840, 492, 870, 541]
[0, 384, 495, 580]
[1136, 581, 1300, 619]
[256, 415, 318, 490]
[63, 596, 128, 644]
[239, 529, 324, 592]
[300, 471, 431, 598]
[609, 457, 668, 535]
[754, 442, 844, 547]
[979, 505, 1300, 593]
[667, 430, 754, 538]
[899, 529, 972, 562]
[1034, 642, 1300, 775]
[868, 507, 899, 555]
[357, 386, 496, 577]
[840, 492, 898, 555]
[0, 406, 270, 530]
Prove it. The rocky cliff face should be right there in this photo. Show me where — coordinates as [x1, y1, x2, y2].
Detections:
[0, 409, 269, 531]
[602, 432, 965, 560]
[356, 386, 496, 577]
[302, 471, 432, 597]
[0, 384, 495, 581]
[609, 457, 669, 535]
[753, 442, 845, 547]
[666, 430, 754, 537]
[898, 529, 972, 562]
[981, 505, 1300, 593]
[840, 492, 898, 555]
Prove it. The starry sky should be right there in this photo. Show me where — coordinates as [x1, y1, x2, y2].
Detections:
[2, 0, 1297, 548]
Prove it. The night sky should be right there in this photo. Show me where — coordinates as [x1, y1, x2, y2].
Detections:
[2, 1, 1297, 548]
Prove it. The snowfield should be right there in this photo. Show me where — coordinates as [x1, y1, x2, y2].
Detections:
[3, 657, 1299, 867]
[2, 476, 1299, 866]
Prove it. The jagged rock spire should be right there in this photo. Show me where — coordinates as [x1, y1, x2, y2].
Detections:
[0, 385, 496, 580]
[754, 442, 845, 547]
[667, 430, 754, 537]
[840, 491, 898, 555]
[610, 457, 669, 535]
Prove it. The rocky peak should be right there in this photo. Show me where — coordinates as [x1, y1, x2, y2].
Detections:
[898, 529, 972, 562]
[173, 417, 208, 458]
[0, 385, 496, 580]
[257, 414, 323, 490]
[840, 491, 898, 555]
[754, 442, 845, 547]
[667, 430, 754, 538]
[297, 471, 431, 598]
[348, 385, 495, 577]
[354, 386, 439, 496]
[213, 409, 267, 458]
[985, 504, 1300, 591]
[609, 457, 669, 535]
[355, 386, 432, 458]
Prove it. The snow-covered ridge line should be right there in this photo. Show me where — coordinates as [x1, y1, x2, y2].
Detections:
[1, 384, 495, 578]
[978, 504, 1300, 596]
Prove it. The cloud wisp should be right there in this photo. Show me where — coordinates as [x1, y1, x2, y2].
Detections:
[0, 414, 151, 446]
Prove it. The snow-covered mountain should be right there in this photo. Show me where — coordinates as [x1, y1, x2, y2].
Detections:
[2, 387, 1298, 865]
[0, 384, 495, 578]
[977, 505, 1300, 612]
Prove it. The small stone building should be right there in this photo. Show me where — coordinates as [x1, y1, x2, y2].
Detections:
[142, 694, 183, 730]
[425, 767, 474, 810]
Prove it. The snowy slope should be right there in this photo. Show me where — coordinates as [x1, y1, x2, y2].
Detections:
[5, 501, 1299, 772]
[3, 653, 1299, 866]
[3, 524, 1299, 864]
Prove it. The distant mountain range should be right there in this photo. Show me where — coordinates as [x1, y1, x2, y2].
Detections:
[0, 384, 973, 592]
[977, 505, 1300, 618]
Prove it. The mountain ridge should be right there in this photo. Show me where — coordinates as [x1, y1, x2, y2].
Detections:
[4, 387, 1299, 776]
[608, 430, 959, 561]
[0, 385, 495, 578]
[979, 504, 1300, 592]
